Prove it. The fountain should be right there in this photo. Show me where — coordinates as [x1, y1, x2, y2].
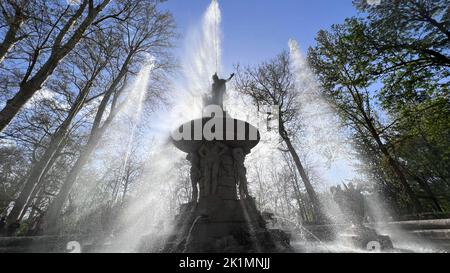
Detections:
[1, 0, 448, 255]
[159, 74, 292, 253]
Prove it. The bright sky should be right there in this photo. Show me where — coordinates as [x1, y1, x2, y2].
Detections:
[162, 0, 359, 72]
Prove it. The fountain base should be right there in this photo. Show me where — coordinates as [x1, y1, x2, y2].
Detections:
[341, 226, 393, 251]
[154, 106, 293, 253]
[162, 196, 292, 253]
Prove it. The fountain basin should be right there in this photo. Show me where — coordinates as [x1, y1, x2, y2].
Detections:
[171, 117, 260, 153]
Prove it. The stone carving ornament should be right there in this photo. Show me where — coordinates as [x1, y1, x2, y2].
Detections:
[232, 147, 249, 199]
[198, 142, 228, 196]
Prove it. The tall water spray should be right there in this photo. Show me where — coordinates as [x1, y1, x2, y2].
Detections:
[113, 62, 154, 204]
[287, 40, 439, 252]
[167, 0, 222, 126]
[67, 61, 158, 251]
[185, 0, 222, 94]
[107, 65, 190, 252]
[103, 0, 225, 252]
[289, 39, 361, 191]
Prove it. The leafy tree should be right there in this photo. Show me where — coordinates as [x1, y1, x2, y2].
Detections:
[308, 19, 426, 212]
[309, 0, 450, 214]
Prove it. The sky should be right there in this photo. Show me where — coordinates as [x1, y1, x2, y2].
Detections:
[161, 0, 359, 73]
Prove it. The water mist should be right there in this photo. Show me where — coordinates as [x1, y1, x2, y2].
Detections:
[288, 39, 439, 252]
[104, 0, 225, 252]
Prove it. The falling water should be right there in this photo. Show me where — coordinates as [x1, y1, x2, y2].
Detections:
[66, 60, 158, 251]
[287, 39, 359, 249]
[113, 62, 154, 203]
[104, 144, 182, 252]
[288, 39, 440, 252]
[289, 39, 360, 192]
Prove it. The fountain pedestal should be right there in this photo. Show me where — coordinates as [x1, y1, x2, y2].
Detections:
[161, 110, 291, 253]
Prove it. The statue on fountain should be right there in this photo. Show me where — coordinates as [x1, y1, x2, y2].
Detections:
[206, 72, 234, 108]
[232, 147, 249, 199]
[187, 152, 201, 203]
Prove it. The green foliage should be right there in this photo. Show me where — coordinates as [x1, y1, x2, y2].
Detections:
[309, 0, 450, 216]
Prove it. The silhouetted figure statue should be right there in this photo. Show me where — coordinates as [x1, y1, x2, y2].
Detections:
[199, 142, 228, 196]
[210, 73, 234, 108]
[232, 147, 249, 199]
[187, 152, 201, 203]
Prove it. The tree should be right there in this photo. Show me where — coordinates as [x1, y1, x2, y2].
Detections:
[354, 0, 450, 212]
[42, 1, 176, 233]
[234, 51, 327, 223]
[0, 0, 176, 234]
[308, 0, 450, 214]
[0, 0, 30, 63]
[0, 0, 115, 131]
[4, 28, 114, 226]
[308, 19, 428, 213]
[0, 145, 28, 213]
[353, 0, 450, 71]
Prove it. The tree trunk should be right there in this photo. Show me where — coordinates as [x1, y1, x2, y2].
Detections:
[284, 154, 307, 222]
[365, 117, 423, 212]
[403, 167, 443, 212]
[0, 0, 110, 131]
[0, 7, 25, 63]
[121, 169, 131, 204]
[41, 48, 135, 233]
[5, 84, 92, 227]
[43, 119, 113, 233]
[280, 125, 326, 223]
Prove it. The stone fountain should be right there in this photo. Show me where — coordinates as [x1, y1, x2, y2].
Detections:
[161, 74, 292, 253]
